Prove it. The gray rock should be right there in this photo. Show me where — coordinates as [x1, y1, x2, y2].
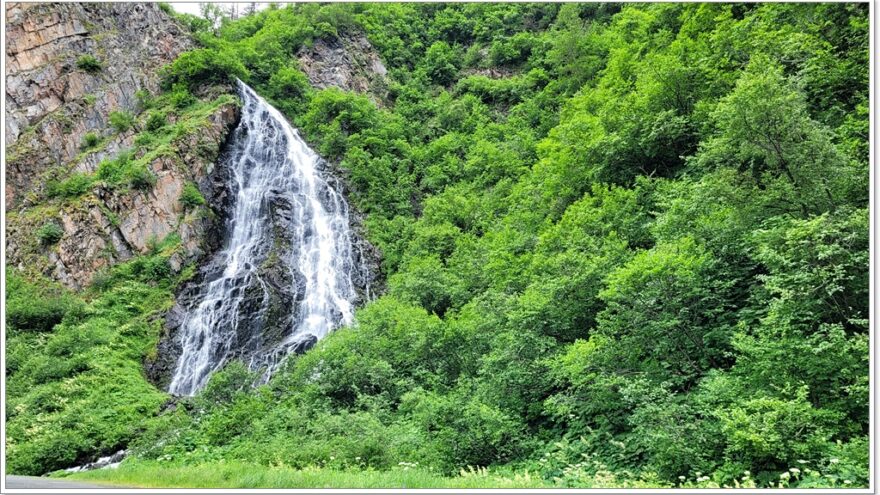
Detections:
[297, 31, 390, 106]
[5, 2, 192, 209]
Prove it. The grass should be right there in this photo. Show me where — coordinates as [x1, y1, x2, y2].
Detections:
[61, 461, 551, 489]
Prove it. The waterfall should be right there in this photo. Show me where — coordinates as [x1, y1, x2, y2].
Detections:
[168, 81, 364, 396]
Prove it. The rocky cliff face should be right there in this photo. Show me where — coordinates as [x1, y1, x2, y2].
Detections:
[6, 2, 191, 207]
[297, 31, 390, 105]
[5, 3, 239, 289]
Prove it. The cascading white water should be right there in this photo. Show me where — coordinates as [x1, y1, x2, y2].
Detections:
[168, 81, 360, 396]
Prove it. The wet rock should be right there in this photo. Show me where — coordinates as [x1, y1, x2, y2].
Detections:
[290, 334, 318, 354]
[64, 450, 126, 473]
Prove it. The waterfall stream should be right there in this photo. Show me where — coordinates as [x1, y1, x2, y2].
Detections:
[168, 81, 363, 396]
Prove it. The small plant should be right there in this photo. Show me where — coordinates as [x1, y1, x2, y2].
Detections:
[180, 183, 206, 209]
[169, 83, 196, 109]
[134, 132, 156, 146]
[82, 94, 97, 106]
[145, 111, 167, 132]
[76, 55, 102, 73]
[96, 150, 155, 191]
[46, 173, 94, 199]
[109, 111, 135, 133]
[36, 222, 64, 246]
[80, 132, 100, 150]
[127, 165, 156, 191]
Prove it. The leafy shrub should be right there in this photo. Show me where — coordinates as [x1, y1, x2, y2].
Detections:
[96, 151, 156, 191]
[199, 361, 256, 405]
[266, 66, 312, 115]
[76, 54, 102, 73]
[109, 110, 135, 133]
[80, 132, 100, 150]
[421, 41, 460, 86]
[179, 183, 206, 209]
[5, 270, 81, 333]
[169, 83, 196, 109]
[160, 48, 249, 91]
[145, 111, 167, 131]
[127, 165, 157, 191]
[46, 173, 94, 199]
[36, 222, 64, 246]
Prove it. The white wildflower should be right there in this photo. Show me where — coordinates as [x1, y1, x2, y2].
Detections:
[829, 458, 840, 464]
[780, 472, 791, 480]
[844, 480, 852, 485]
[790, 467, 800, 474]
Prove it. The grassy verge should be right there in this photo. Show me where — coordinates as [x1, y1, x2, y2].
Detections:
[61, 461, 550, 489]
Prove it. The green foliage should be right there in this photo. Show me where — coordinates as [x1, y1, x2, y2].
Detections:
[64, 460, 549, 489]
[160, 48, 249, 91]
[145, 111, 167, 131]
[5, 251, 179, 474]
[421, 41, 460, 86]
[36, 222, 64, 246]
[179, 183, 206, 209]
[135, 89, 154, 110]
[80, 132, 100, 150]
[169, 83, 196, 109]
[109, 110, 135, 133]
[76, 54, 102, 73]
[96, 150, 156, 191]
[5, 270, 82, 334]
[46, 173, 94, 199]
[9, 2, 868, 489]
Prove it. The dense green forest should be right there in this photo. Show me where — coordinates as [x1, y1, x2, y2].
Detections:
[6, 2, 869, 488]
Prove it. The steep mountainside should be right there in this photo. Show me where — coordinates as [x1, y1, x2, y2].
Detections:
[5, 3, 238, 288]
[4, 2, 869, 488]
[6, 2, 190, 203]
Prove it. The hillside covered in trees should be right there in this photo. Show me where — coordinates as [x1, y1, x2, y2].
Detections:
[5, 2, 869, 489]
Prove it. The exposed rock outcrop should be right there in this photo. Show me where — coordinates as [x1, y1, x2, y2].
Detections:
[5, 2, 192, 209]
[5, 3, 240, 289]
[297, 31, 389, 105]
[5, 102, 239, 289]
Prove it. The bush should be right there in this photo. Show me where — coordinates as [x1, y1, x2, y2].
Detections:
[109, 111, 135, 133]
[96, 151, 156, 191]
[5, 270, 80, 333]
[80, 132, 100, 150]
[128, 165, 157, 191]
[76, 55, 102, 73]
[179, 183, 206, 209]
[160, 48, 249, 91]
[145, 111, 167, 132]
[36, 222, 64, 246]
[46, 173, 94, 199]
[169, 83, 196, 109]
[488, 33, 536, 66]
[421, 41, 460, 86]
